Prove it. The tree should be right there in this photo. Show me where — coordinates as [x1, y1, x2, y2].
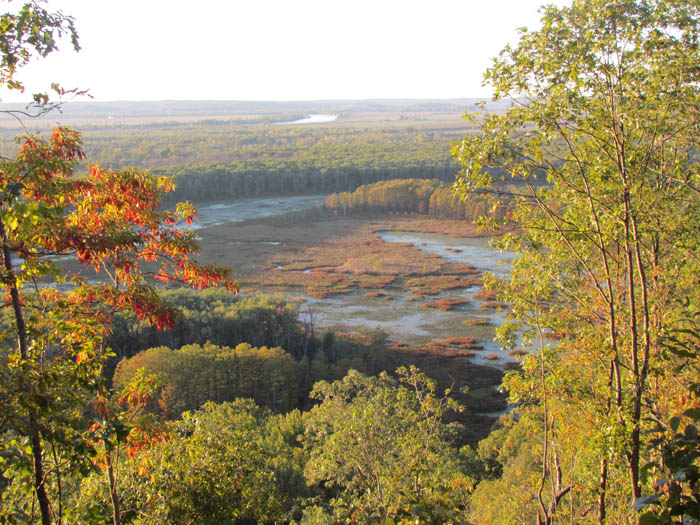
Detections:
[0, 128, 236, 524]
[74, 400, 306, 524]
[87, 370, 165, 525]
[453, 0, 700, 522]
[302, 367, 474, 523]
[0, 3, 236, 522]
[0, 0, 85, 115]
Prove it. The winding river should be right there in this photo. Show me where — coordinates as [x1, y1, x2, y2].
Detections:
[193, 195, 518, 368]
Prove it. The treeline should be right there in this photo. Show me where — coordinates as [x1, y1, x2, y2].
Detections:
[146, 127, 461, 204]
[111, 335, 395, 420]
[0, 123, 464, 204]
[325, 178, 510, 222]
[106, 290, 306, 361]
[159, 159, 459, 205]
[85, 125, 457, 170]
[0, 122, 459, 172]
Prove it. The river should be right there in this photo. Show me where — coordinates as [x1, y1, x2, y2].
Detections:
[275, 114, 338, 125]
[193, 194, 518, 369]
[306, 231, 517, 368]
[191, 195, 327, 230]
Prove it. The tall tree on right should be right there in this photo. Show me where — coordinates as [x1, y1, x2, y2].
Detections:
[454, 0, 700, 523]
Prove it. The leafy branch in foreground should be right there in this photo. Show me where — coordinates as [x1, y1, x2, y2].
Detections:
[454, 0, 700, 522]
[0, 1, 89, 121]
[0, 127, 236, 524]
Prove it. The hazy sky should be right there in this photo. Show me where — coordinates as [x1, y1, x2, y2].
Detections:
[4, 0, 570, 102]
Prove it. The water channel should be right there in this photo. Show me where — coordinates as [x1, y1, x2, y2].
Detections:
[275, 114, 338, 125]
[191, 195, 327, 230]
[191, 194, 519, 369]
[306, 232, 517, 368]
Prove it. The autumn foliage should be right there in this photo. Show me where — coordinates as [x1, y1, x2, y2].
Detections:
[0, 127, 236, 524]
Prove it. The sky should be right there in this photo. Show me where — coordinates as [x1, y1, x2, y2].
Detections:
[3, 0, 570, 103]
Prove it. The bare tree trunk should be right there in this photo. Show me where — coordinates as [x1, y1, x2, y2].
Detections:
[0, 217, 52, 525]
[107, 459, 122, 525]
[598, 457, 607, 524]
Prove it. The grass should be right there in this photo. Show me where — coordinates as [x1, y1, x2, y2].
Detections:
[479, 300, 508, 311]
[406, 275, 482, 296]
[472, 289, 499, 301]
[201, 216, 488, 301]
[422, 297, 469, 311]
[440, 337, 483, 350]
[463, 317, 491, 326]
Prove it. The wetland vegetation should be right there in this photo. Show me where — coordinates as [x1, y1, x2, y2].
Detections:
[3, 1, 700, 523]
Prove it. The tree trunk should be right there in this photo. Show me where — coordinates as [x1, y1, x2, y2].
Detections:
[107, 460, 122, 525]
[0, 218, 53, 525]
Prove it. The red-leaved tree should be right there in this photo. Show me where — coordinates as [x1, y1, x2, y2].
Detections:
[0, 127, 237, 524]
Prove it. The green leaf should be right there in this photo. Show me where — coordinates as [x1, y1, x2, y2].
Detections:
[683, 408, 700, 421]
[639, 511, 661, 525]
[671, 417, 681, 432]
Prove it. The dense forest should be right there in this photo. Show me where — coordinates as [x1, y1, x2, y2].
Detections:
[0, 113, 473, 210]
[2, 121, 464, 203]
[1, 0, 700, 524]
[324, 178, 510, 222]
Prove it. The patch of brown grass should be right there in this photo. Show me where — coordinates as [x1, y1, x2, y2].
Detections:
[307, 287, 354, 299]
[463, 317, 491, 326]
[405, 275, 480, 296]
[355, 274, 396, 289]
[472, 289, 499, 301]
[451, 264, 481, 276]
[367, 217, 496, 238]
[479, 300, 507, 311]
[429, 337, 484, 351]
[422, 297, 469, 311]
